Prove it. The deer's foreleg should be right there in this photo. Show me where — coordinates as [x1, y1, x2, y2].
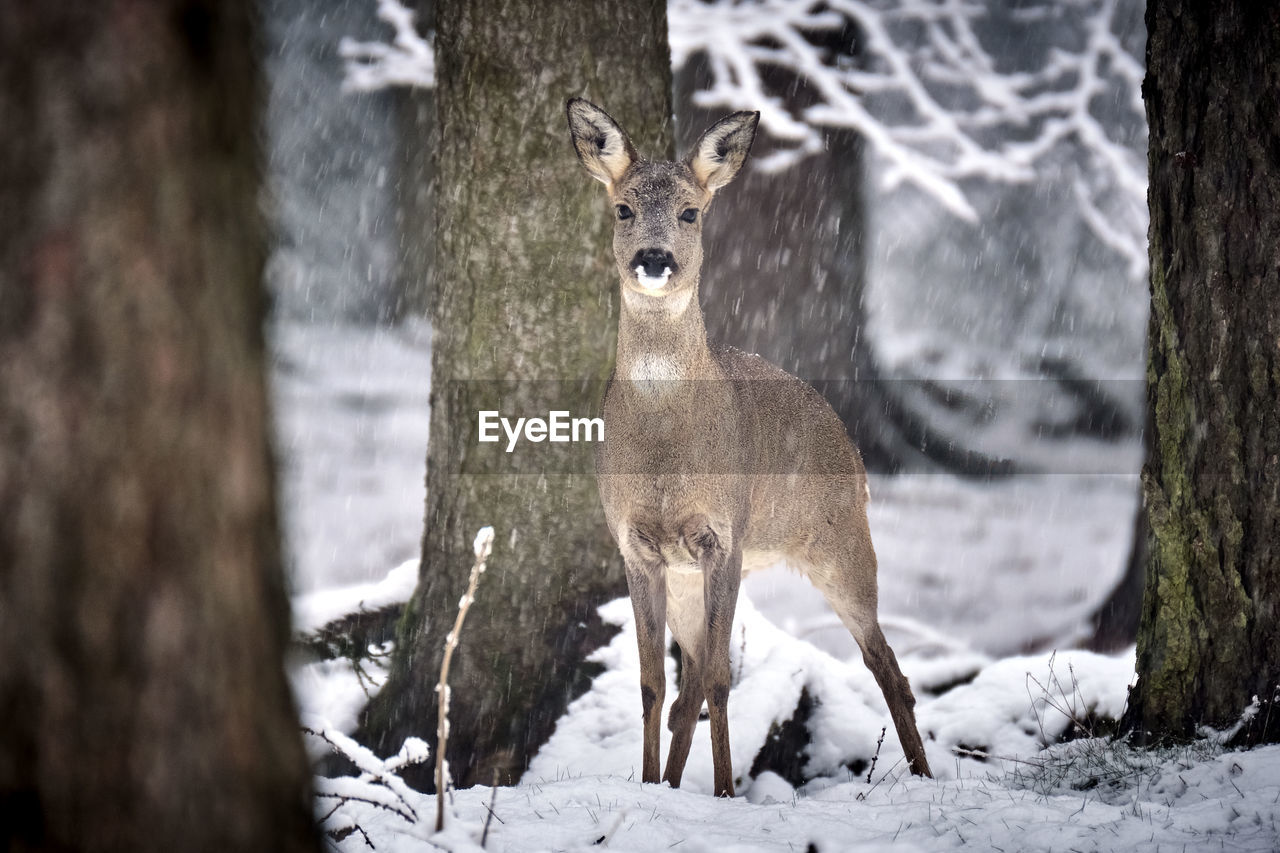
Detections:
[622, 526, 667, 784]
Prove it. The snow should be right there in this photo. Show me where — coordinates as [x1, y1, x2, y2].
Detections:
[291, 488, 1279, 851]
[314, 734, 1280, 853]
[285, 429, 1263, 849]
[289, 558, 418, 733]
[292, 557, 419, 635]
[292, 656, 384, 739]
[473, 526, 495, 560]
[338, 0, 435, 91]
[524, 597, 1136, 794]
[301, 587, 1280, 851]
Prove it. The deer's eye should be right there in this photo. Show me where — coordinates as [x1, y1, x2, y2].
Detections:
[616, 204, 634, 221]
[679, 208, 698, 224]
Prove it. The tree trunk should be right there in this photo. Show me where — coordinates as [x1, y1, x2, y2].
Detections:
[392, 0, 436, 321]
[359, 0, 673, 788]
[0, 4, 318, 851]
[1125, 0, 1280, 744]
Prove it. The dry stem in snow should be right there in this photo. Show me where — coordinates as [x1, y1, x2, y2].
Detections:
[435, 525, 495, 832]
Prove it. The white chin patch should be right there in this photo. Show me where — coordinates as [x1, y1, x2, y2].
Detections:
[635, 266, 672, 290]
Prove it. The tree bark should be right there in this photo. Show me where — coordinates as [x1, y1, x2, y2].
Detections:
[1125, 0, 1280, 744]
[0, 3, 318, 851]
[359, 0, 673, 788]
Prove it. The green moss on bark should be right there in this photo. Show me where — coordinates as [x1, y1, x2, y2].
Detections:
[1128, 0, 1280, 745]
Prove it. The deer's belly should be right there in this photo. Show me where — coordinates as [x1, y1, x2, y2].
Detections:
[663, 549, 791, 653]
[663, 548, 789, 578]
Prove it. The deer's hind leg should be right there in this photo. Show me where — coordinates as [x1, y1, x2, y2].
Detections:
[662, 640, 704, 788]
[663, 568, 707, 789]
[680, 514, 741, 797]
[807, 518, 934, 779]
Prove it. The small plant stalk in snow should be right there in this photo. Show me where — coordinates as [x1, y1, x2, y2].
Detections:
[436, 525, 495, 832]
[866, 726, 886, 784]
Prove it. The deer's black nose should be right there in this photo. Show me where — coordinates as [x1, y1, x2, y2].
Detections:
[631, 249, 677, 278]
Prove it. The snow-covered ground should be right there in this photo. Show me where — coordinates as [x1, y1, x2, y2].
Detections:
[294, 571, 1280, 853]
[310, 737, 1280, 852]
[277, 323, 1278, 851]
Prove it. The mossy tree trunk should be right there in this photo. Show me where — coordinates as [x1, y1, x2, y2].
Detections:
[0, 4, 318, 851]
[1126, 0, 1280, 743]
[360, 0, 673, 787]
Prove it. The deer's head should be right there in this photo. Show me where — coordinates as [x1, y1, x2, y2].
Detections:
[567, 98, 758, 306]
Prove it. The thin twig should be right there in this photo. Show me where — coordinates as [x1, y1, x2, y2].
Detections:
[866, 726, 886, 784]
[436, 526, 495, 832]
[481, 770, 502, 848]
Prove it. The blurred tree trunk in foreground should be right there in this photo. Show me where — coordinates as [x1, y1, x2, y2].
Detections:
[0, 4, 318, 851]
[359, 0, 671, 788]
[1125, 0, 1279, 744]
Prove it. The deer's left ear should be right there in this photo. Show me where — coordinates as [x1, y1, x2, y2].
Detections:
[567, 98, 637, 188]
[688, 111, 759, 193]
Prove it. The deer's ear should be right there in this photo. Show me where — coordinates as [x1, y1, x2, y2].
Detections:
[688, 111, 759, 193]
[567, 98, 637, 188]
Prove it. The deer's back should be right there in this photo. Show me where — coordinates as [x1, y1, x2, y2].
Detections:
[716, 347, 868, 556]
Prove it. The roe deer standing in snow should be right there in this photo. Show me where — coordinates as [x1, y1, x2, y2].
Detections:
[566, 98, 933, 797]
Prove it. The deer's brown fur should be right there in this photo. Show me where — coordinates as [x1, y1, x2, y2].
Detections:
[567, 98, 933, 796]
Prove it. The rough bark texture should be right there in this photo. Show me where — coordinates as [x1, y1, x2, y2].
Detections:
[360, 0, 672, 787]
[0, 3, 318, 851]
[1126, 0, 1280, 743]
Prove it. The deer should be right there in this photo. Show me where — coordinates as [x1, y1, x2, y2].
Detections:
[566, 98, 933, 798]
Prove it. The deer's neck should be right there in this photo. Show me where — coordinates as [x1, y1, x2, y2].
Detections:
[615, 283, 717, 382]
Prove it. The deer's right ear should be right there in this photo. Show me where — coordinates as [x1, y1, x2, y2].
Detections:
[567, 98, 636, 189]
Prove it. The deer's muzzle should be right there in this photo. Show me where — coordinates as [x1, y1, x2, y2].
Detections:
[631, 248, 678, 279]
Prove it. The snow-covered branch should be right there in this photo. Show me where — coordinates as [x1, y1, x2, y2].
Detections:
[339, 0, 434, 91]
[302, 722, 438, 851]
[304, 723, 430, 828]
[339, 0, 1147, 274]
[671, 0, 1147, 275]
